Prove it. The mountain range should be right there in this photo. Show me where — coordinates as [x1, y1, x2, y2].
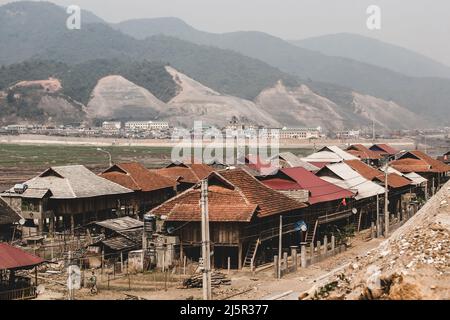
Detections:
[0, 1, 449, 130]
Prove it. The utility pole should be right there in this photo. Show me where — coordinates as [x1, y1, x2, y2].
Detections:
[278, 215, 282, 280]
[384, 166, 389, 237]
[201, 179, 212, 300]
[376, 194, 380, 238]
[372, 120, 375, 141]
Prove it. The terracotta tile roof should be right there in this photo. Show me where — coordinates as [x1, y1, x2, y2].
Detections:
[151, 174, 258, 222]
[0, 243, 45, 270]
[156, 163, 214, 184]
[346, 144, 381, 160]
[345, 160, 411, 189]
[369, 144, 399, 155]
[220, 169, 307, 218]
[100, 162, 176, 192]
[151, 169, 306, 221]
[390, 151, 450, 173]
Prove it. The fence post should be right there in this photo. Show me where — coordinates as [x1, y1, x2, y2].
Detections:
[331, 235, 335, 253]
[184, 256, 187, 275]
[316, 241, 321, 259]
[274, 255, 279, 278]
[283, 252, 288, 270]
[323, 236, 328, 256]
[310, 242, 314, 263]
[227, 257, 231, 275]
[291, 247, 298, 272]
[301, 245, 307, 268]
[120, 252, 124, 273]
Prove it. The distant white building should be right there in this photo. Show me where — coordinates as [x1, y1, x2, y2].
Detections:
[336, 130, 360, 139]
[125, 121, 169, 131]
[279, 127, 321, 140]
[102, 121, 122, 130]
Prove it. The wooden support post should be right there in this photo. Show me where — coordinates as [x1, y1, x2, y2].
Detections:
[316, 240, 321, 257]
[371, 222, 376, 238]
[291, 247, 298, 271]
[323, 236, 328, 256]
[70, 214, 75, 236]
[310, 242, 314, 261]
[331, 235, 335, 253]
[300, 245, 306, 268]
[183, 256, 187, 275]
[227, 257, 231, 275]
[120, 251, 124, 273]
[283, 252, 288, 270]
[238, 244, 242, 270]
[274, 255, 279, 278]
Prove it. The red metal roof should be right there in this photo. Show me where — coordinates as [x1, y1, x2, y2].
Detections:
[0, 243, 44, 270]
[265, 167, 355, 205]
[100, 162, 176, 192]
[306, 162, 330, 169]
[261, 178, 302, 190]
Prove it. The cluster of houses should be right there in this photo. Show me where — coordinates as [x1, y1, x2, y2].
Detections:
[0, 144, 449, 283]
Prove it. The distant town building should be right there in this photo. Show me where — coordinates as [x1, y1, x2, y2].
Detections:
[336, 130, 360, 139]
[102, 121, 122, 130]
[279, 127, 321, 140]
[125, 121, 169, 131]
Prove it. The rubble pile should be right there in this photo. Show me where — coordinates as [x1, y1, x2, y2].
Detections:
[303, 182, 450, 300]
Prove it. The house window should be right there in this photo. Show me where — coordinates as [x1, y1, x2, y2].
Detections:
[21, 199, 39, 212]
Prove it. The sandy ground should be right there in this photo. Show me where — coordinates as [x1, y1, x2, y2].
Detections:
[34, 232, 383, 301]
[0, 134, 415, 149]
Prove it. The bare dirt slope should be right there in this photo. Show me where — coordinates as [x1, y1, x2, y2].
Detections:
[165, 66, 280, 128]
[87, 75, 167, 120]
[255, 81, 346, 130]
[310, 181, 450, 300]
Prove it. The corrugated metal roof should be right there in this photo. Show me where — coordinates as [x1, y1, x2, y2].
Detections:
[317, 162, 385, 200]
[95, 216, 143, 232]
[370, 144, 399, 155]
[276, 152, 320, 172]
[302, 146, 358, 163]
[404, 172, 428, 185]
[346, 144, 381, 160]
[281, 167, 354, 204]
[0, 243, 45, 270]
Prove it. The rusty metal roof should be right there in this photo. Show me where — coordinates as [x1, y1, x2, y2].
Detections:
[0, 243, 45, 270]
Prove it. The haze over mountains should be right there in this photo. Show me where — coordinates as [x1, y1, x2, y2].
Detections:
[0, 1, 449, 130]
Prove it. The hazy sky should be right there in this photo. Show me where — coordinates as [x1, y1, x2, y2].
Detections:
[3, 0, 450, 65]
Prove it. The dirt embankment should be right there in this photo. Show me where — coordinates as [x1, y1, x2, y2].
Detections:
[308, 181, 450, 300]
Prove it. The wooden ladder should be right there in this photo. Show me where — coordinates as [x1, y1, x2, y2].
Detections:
[243, 238, 260, 270]
[305, 220, 319, 244]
